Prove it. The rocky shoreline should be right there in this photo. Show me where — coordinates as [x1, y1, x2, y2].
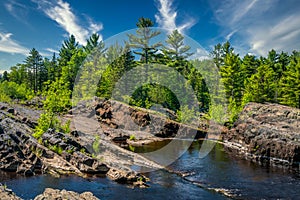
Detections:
[1, 99, 300, 199]
[0, 184, 99, 200]
[222, 102, 300, 169]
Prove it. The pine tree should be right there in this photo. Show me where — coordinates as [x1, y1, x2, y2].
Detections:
[243, 63, 277, 103]
[241, 54, 259, 80]
[164, 30, 193, 61]
[220, 51, 243, 105]
[279, 51, 300, 108]
[25, 48, 43, 93]
[128, 17, 162, 64]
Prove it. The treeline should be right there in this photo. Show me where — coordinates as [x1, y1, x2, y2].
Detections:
[211, 42, 300, 113]
[0, 17, 299, 128]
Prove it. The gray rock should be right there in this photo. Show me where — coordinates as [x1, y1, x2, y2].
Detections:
[223, 102, 300, 168]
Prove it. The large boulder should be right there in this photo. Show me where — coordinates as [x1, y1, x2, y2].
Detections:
[34, 188, 99, 200]
[223, 102, 300, 168]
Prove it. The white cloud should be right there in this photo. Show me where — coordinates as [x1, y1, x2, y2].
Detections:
[4, 0, 29, 24]
[155, 0, 195, 33]
[32, 0, 103, 45]
[210, 0, 300, 56]
[0, 32, 28, 55]
[45, 48, 59, 54]
[189, 48, 210, 61]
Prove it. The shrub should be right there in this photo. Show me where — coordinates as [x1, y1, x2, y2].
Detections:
[129, 135, 136, 141]
[92, 135, 101, 154]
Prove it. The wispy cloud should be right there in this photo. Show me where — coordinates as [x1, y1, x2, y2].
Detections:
[4, 0, 29, 25]
[45, 48, 59, 54]
[190, 48, 210, 61]
[32, 0, 103, 45]
[210, 0, 300, 56]
[155, 0, 195, 33]
[0, 32, 28, 55]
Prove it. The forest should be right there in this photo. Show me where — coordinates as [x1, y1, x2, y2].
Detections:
[0, 17, 299, 134]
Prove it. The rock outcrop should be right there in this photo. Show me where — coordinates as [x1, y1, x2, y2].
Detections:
[0, 102, 152, 187]
[0, 118, 43, 176]
[223, 102, 300, 168]
[0, 184, 21, 200]
[34, 188, 99, 200]
[92, 99, 207, 141]
[0, 103, 109, 177]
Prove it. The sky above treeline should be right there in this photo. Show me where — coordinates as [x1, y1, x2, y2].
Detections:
[0, 0, 300, 72]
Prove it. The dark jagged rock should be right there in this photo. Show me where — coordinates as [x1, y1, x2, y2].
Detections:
[40, 129, 109, 174]
[223, 102, 300, 168]
[34, 188, 99, 200]
[0, 118, 42, 175]
[0, 102, 40, 128]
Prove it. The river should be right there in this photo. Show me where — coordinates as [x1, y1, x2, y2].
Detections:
[1, 140, 299, 199]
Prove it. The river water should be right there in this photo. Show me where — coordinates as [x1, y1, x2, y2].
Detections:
[1, 140, 300, 199]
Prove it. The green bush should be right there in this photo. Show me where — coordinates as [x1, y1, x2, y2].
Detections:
[33, 112, 60, 139]
[176, 105, 199, 124]
[92, 135, 101, 154]
[129, 135, 136, 141]
[49, 144, 63, 155]
[0, 81, 34, 102]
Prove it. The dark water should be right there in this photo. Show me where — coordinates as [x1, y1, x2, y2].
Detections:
[1, 140, 300, 199]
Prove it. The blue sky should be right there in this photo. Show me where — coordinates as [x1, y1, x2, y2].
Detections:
[1, 0, 300, 72]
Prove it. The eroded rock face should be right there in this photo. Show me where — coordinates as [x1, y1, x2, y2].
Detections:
[223, 103, 300, 168]
[0, 103, 109, 176]
[40, 129, 109, 174]
[94, 99, 207, 140]
[0, 118, 43, 176]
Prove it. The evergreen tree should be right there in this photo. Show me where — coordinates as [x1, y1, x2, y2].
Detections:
[164, 30, 193, 61]
[279, 52, 300, 108]
[241, 54, 259, 80]
[25, 48, 43, 93]
[58, 35, 79, 77]
[84, 33, 105, 55]
[243, 63, 277, 103]
[1, 71, 9, 82]
[220, 51, 243, 105]
[128, 17, 162, 64]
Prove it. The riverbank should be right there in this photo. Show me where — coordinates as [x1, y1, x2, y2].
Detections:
[222, 102, 300, 169]
[1, 99, 300, 199]
[0, 184, 99, 200]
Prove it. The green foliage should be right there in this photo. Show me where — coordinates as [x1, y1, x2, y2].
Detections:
[164, 30, 193, 60]
[279, 53, 300, 108]
[49, 144, 63, 155]
[33, 112, 60, 138]
[176, 105, 199, 124]
[128, 17, 162, 64]
[92, 135, 101, 154]
[80, 148, 86, 154]
[129, 135, 136, 141]
[128, 145, 136, 152]
[0, 81, 34, 102]
[61, 120, 71, 134]
[207, 103, 227, 124]
[43, 79, 71, 113]
[243, 63, 277, 103]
